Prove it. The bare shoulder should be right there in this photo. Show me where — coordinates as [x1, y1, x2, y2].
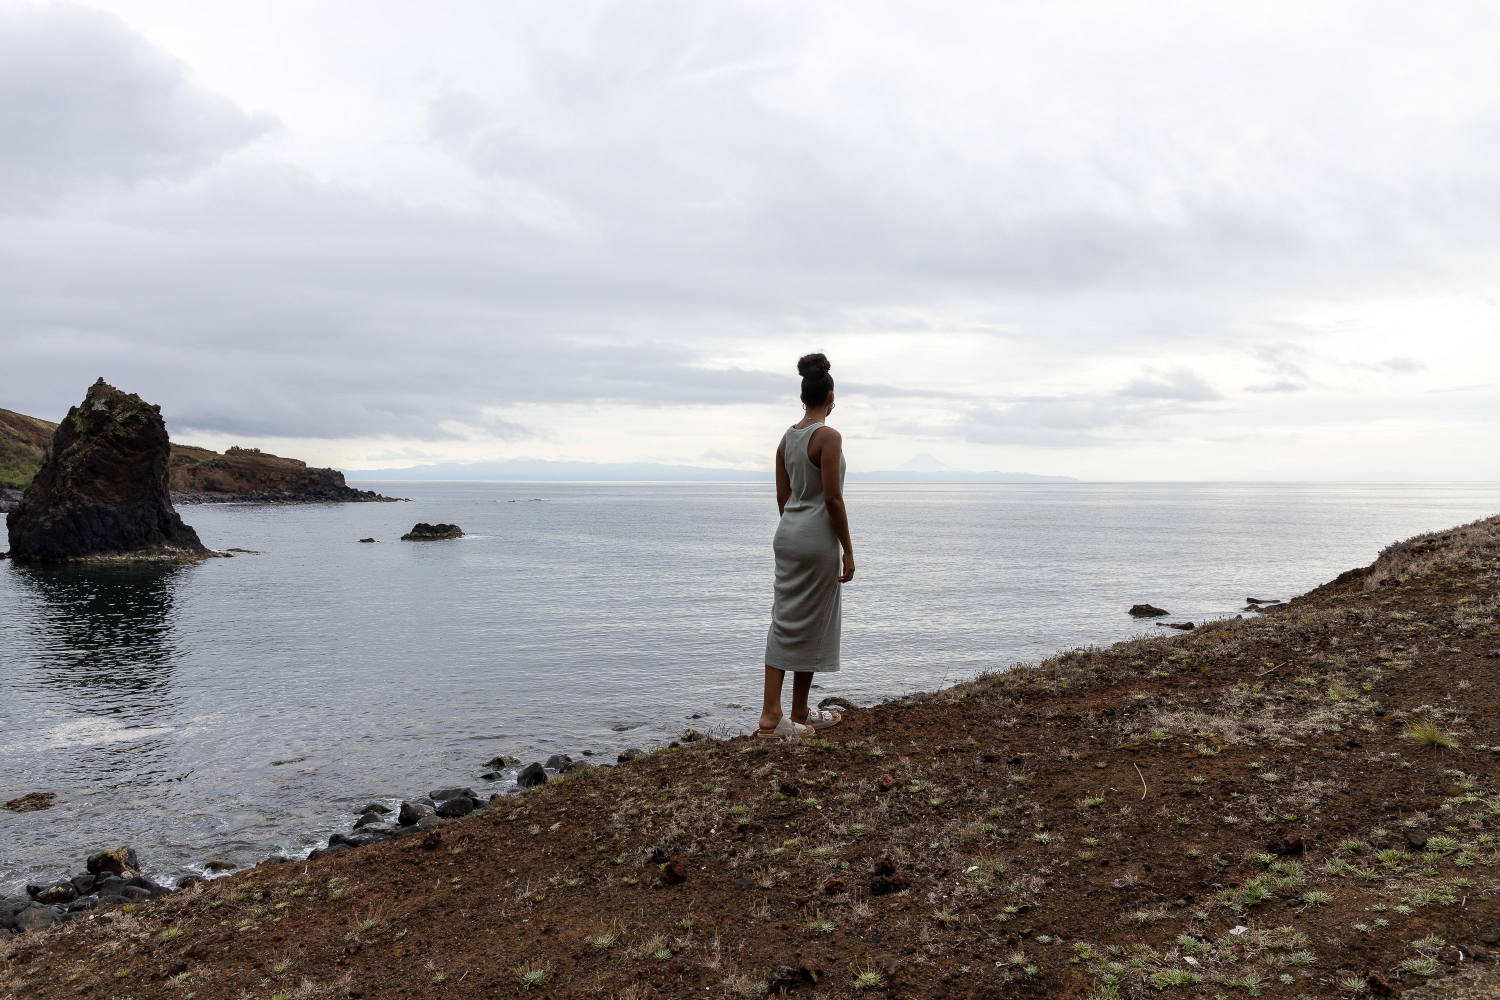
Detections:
[811, 425, 842, 447]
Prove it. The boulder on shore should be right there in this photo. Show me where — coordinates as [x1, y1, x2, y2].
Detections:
[401, 522, 463, 540]
[6, 380, 210, 564]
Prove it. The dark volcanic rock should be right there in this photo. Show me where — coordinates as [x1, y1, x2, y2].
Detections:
[429, 787, 478, 802]
[1129, 604, 1169, 617]
[398, 801, 435, 826]
[401, 522, 463, 541]
[1405, 827, 1430, 849]
[516, 762, 547, 787]
[544, 755, 572, 771]
[435, 797, 476, 818]
[617, 748, 646, 763]
[86, 846, 140, 877]
[6, 381, 210, 564]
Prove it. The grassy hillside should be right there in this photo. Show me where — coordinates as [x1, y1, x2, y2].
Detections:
[0, 408, 58, 489]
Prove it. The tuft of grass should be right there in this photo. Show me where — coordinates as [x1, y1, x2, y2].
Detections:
[159, 927, 182, 941]
[1405, 721, 1459, 750]
[1302, 890, 1332, 906]
[1148, 969, 1203, 988]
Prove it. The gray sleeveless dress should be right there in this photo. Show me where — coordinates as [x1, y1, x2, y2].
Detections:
[765, 422, 846, 672]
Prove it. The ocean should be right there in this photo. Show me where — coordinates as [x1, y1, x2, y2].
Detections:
[3, 481, 1498, 892]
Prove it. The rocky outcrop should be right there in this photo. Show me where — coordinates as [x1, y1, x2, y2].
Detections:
[401, 523, 463, 540]
[169, 445, 399, 503]
[3, 402, 399, 503]
[1129, 603, 1169, 617]
[5, 380, 212, 564]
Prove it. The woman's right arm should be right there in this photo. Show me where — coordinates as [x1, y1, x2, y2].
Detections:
[775, 436, 790, 516]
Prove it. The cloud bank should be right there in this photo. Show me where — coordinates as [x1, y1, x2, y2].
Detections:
[0, 0, 1496, 479]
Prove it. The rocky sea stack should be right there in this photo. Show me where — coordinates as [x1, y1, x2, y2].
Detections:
[5, 379, 212, 564]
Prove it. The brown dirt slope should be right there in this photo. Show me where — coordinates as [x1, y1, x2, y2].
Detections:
[4, 515, 1499, 999]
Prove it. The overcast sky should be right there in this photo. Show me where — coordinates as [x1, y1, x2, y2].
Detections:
[2, 1, 1497, 479]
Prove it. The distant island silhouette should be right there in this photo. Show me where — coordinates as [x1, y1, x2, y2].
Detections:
[342, 453, 1078, 483]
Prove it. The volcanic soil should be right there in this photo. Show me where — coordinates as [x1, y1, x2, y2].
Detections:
[4, 515, 1500, 999]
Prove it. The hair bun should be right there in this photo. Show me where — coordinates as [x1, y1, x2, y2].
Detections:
[797, 353, 831, 379]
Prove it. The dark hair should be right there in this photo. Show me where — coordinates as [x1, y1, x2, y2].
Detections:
[798, 353, 834, 408]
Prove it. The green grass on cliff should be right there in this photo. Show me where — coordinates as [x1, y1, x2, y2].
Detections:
[0, 440, 42, 489]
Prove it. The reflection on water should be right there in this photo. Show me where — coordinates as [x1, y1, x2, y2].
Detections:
[11, 564, 185, 714]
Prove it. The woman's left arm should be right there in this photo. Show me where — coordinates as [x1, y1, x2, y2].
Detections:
[818, 429, 855, 582]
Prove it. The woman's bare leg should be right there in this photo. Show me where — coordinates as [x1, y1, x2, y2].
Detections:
[760, 666, 786, 731]
[790, 672, 841, 726]
[788, 671, 814, 724]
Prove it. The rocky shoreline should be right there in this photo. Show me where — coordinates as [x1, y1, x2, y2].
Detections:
[0, 745, 673, 937]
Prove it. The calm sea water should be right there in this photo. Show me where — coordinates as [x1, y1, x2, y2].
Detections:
[3, 481, 1498, 892]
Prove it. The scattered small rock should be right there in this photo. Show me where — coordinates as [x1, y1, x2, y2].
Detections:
[617, 748, 645, 763]
[359, 802, 390, 815]
[1267, 833, 1305, 856]
[778, 779, 799, 797]
[661, 861, 687, 885]
[485, 754, 520, 768]
[1365, 969, 1393, 996]
[430, 787, 478, 802]
[877, 774, 896, 792]
[358, 537, 376, 543]
[869, 871, 910, 896]
[561, 760, 592, 774]
[1404, 827, 1430, 849]
[1129, 604, 1169, 617]
[1487, 649, 1500, 659]
[353, 812, 385, 829]
[768, 965, 806, 993]
[4, 792, 56, 813]
[400, 523, 463, 541]
[435, 797, 476, 818]
[203, 858, 236, 872]
[175, 876, 203, 889]
[544, 755, 572, 771]
[823, 876, 845, 894]
[682, 729, 705, 742]
[397, 801, 436, 826]
[86, 847, 140, 877]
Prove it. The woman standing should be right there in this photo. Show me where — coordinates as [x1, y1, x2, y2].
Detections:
[759, 353, 855, 737]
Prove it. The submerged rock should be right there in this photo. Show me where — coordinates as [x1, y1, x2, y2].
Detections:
[3, 792, 55, 812]
[401, 522, 463, 541]
[6, 380, 210, 564]
[1129, 604, 1169, 617]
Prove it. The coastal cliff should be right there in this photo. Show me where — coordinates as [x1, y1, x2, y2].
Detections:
[3, 513, 1498, 996]
[0, 404, 397, 506]
[167, 445, 396, 504]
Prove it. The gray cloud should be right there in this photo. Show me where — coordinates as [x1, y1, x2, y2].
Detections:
[0, 3, 275, 211]
[1119, 367, 1221, 402]
[0, 0, 1496, 473]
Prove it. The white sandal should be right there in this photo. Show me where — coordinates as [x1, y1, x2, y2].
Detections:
[802, 708, 842, 730]
[757, 716, 813, 738]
